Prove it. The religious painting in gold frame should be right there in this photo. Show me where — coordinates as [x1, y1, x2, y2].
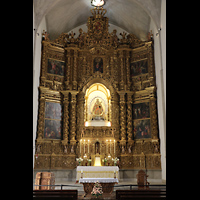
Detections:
[47, 58, 65, 76]
[44, 101, 63, 139]
[93, 57, 103, 73]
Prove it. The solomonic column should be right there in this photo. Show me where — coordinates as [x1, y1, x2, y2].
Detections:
[127, 92, 134, 150]
[70, 91, 78, 153]
[118, 92, 126, 152]
[61, 91, 70, 147]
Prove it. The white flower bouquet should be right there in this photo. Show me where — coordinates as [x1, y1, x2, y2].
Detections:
[102, 158, 107, 166]
[112, 157, 119, 166]
[76, 157, 83, 166]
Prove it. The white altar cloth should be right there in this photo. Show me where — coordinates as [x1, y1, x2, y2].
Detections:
[76, 166, 119, 181]
[79, 178, 118, 183]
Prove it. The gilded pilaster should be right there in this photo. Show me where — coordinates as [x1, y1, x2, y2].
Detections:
[65, 49, 71, 90]
[40, 41, 49, 87]
[146, 86, 159, 139]
[126, 50, 131, 90]
[37, 87, 48, 140]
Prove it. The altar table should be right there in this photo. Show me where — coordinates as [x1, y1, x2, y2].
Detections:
[76, 166, 119, 194]
[76, 166, 119, 181]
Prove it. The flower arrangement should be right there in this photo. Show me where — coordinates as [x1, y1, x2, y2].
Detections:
[112, 157, 119, 166]
[91, 181, 103, 198]
[87, 159, 92, 166]
[76, 157, 83, 166]
[102, 158, 107, 166]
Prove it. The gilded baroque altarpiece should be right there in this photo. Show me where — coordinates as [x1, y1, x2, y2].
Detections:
[34, 7, 161, 170]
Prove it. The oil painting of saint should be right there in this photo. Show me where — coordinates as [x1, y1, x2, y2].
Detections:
[133, 102, 150, 120]
[45, 102, 62, 120]
[44, 120, 62, 139]
[44, 102, 62, 139]
[94, 57, 103, 73]
[133, 119, 151, 139]
[130, 59, 148, 76]
[47, 59, 65, 76]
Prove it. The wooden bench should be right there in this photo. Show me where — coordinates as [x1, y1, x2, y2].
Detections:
[116, 189, 166, 200]
[33, 190, 78, 200]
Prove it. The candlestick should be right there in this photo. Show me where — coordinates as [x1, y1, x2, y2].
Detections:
[80, 139, 82, 155]
[81, 169, 83, 178]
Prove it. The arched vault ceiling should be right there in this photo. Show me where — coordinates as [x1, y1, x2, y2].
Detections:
[34, 0, 161, 41]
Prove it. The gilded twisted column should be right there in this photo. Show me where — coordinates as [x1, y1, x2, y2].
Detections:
[76, 91, 85, 141]
[127, 92, 134, 151]
[118, 92, 126, 152]
[127, 92, 134, 141]
[70, 91, 78, 151]
[61, 91, 70, 146]
[37, 95, 45, 140]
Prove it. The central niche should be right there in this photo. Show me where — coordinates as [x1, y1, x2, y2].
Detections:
[84, 83, 111, 127]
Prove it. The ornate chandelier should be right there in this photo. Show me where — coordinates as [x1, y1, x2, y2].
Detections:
[91, 0, 105, 7]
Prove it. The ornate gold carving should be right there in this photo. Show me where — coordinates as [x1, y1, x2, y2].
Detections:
[34, 7, 161, 170]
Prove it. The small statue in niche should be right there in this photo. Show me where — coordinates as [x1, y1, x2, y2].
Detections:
[71, 145, 74, 154]
[154, 144, 159, 153]
[95, 141, 100, 154]
[121, 146, 125, 154]
[128, 145, 132, 154]
[64, 145, 67, 154]
[36, 144, 41, 154]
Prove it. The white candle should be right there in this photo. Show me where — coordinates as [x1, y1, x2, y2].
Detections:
[88, 140, 89, 153]
[110, 139, 111, 154]
[81, 169, 83, 173]
[114, 140, 115, 156]
[106, 140, 108, 153]
[80, 139, 82, 154]
[84, 140, 85, 153]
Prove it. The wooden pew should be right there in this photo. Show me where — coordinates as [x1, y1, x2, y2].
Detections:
[33, 190, 78, 200]
[116, 189, 166, 200]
